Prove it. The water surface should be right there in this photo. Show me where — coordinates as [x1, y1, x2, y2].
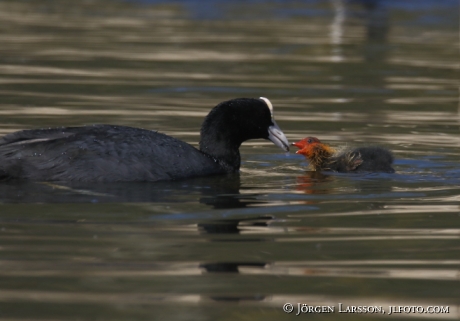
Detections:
[0, 0, 459, 320]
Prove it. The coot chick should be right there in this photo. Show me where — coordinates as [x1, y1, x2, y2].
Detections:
[0, 98, 289, 182]
[292, 137, 394, 173]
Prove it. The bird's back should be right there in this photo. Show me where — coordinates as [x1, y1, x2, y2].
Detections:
[351, 146, 395, 173]
[0, 125, 224, 182]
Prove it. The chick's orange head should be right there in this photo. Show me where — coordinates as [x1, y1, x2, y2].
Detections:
[291, 137, 322, 156]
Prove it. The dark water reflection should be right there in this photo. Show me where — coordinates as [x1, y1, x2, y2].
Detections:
[1, 0, 459, 320]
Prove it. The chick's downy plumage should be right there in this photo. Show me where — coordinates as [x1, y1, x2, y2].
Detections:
[292, 137, 394, 173]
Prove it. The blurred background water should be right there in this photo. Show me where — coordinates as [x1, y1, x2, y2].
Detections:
[0, 0, 459, 320]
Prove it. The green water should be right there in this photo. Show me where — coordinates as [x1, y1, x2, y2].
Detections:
[0, 0, 459, 320]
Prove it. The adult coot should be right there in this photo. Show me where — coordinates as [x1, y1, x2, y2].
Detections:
[292, 137, 394, 173]
[0, 98, 289, 182]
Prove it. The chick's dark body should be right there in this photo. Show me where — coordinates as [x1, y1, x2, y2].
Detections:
[331, 146, 395, 173]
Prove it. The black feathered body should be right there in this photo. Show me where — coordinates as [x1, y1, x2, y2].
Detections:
[0, 125, 224, 182]
[0, 98, 281, 182]
[329, 146, 395, 173]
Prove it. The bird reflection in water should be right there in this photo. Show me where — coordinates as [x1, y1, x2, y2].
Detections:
[197, 177, 271, 303]
[295, 171, 333, 196]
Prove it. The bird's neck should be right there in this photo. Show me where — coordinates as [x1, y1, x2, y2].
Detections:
[199, 136, 241, 172]
[310, 144, 335, 171]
